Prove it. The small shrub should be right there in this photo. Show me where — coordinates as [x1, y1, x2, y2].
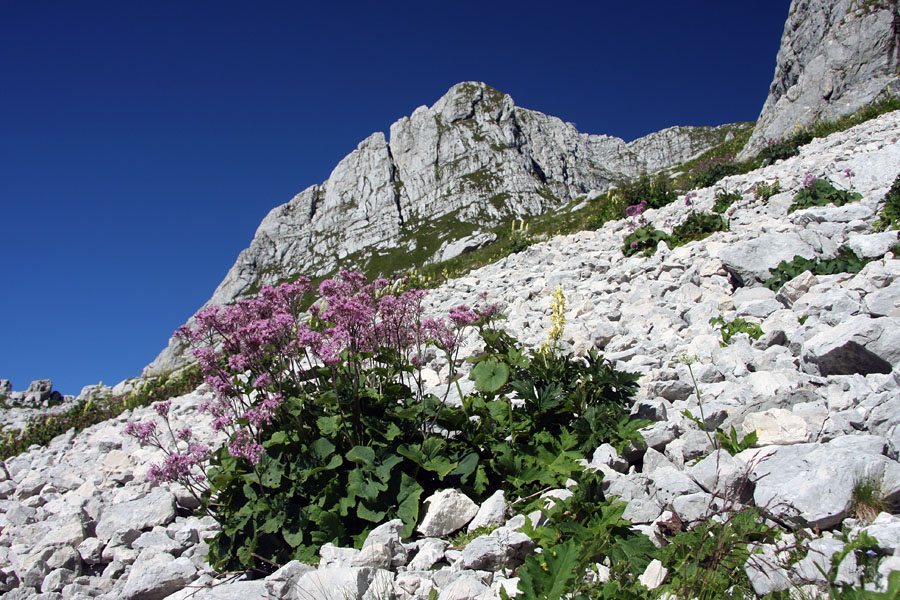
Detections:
[657, 506, 778, 600]
[851, 474, 889, 524]
[510, 472, 656, 600]
[507, 220, 535, 254]
[754, 177, 782, 202]
[670, 212, 728, 246]
[616, 174, 677, 210]
[713, 188, 742, 213]
[622, 225, 669, 256]
[586, 191, 628, 230]
[689, 155, 742, 189]
[765, 246, 874, 291]
[709, 316, 763, 347]
[756, 130, 813, 165]
[874, 173, 900, 231]
[129, 272, 642, 573]
[789, 176, 863, 213]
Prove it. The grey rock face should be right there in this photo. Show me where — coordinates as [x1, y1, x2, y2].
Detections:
[742, 440, 900, 529]
[801, 316, 900, 375]
[144, 81, 747, 375]
[718, 232, 816, 285]
[120, 551, 196, 600]
[742, 0, 900, 157]
[94, 489, 176, 543]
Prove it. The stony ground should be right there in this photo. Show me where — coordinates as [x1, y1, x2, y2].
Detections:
[2, 111, 900, 599]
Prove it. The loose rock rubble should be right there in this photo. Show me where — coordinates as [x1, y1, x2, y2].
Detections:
[4, 100, 900, 600]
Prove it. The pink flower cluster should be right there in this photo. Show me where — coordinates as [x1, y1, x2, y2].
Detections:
[625, 200, 648, 218]
[124, 402, 211, 504]
[167, 270, 491, 467]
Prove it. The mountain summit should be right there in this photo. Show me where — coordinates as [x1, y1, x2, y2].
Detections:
[145, 81, 744, 375]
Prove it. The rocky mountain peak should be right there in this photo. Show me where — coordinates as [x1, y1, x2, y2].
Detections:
[144, 81, 746, 376]
[741, 0, 900, 156]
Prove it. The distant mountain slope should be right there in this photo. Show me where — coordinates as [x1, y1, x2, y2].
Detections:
[145, 82, 746, 375]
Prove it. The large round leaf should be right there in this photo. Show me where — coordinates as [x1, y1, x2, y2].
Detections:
[471, 358, 509, 393]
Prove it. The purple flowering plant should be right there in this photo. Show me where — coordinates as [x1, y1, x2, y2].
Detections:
[125, 270, 639, 573]
[790, 173, 863, 213]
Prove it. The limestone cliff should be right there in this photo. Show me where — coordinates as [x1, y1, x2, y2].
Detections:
[742, 0, 900, 157]
[144, 82, 745, 375]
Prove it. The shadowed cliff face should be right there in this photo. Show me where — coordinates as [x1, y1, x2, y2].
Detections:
[144, 82, 745, 376]
[741, 0, 900, 157]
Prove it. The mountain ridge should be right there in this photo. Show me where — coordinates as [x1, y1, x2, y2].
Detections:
[144, 81, 748, 376]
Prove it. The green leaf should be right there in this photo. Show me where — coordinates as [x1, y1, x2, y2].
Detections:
[346, 445, 376, 467]
[357, 502, 387, 523]
[450, 452, 479, 482]
[282, 529, 304, 548]
[260, 515, 282, 534]
[517, 539, 580, 600]
[383, 422, 402, 441]
[397, 474, 423, 538]
[264, 431, 288, 447]
[311, 437, 336, 460]
[260, 460, 283, 488]
[316, 415, 342, 436]
[471, 358, 509, 393]
[375, 454, 403, 483]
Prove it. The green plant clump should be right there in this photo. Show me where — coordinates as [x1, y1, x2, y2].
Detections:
[765, 246, 875, 291]
[754, 178, 782, 202]
[851, 474, 890, 524]
[670, 212, 728, 247]
[790, 178, 863, 213]
[617, 174, 678, 210]
[874, 173, 900, 231]
[622, 225, 669, 256]
[689, 156, 743, 189]
[586, 191, 629, 230]
[156, 275, 643, 573]
[712, 189, 742, 213]
[709, 316, 764, 347]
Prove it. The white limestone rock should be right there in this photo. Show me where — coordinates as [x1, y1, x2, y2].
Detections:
[467, 490, 506, 532]
[121, 550, 196, 600]
[418, 489, 479, 538]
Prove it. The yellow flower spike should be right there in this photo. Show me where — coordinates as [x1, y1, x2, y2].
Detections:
[539, 285, 567, 355]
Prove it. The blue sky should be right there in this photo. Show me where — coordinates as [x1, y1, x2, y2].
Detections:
[1, 1, 792, 395]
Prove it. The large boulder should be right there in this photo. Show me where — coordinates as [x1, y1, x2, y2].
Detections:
[801, 316, 900, 375]
[718, 233, 816, 286]
[94, 489, 177, 543]
[740, 437, 900, 529]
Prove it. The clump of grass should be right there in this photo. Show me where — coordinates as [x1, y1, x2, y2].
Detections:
[851, 474, 889, 524]
[753, 178, 781, 202]
[789, 176, 862, 213]
[874, 173, 900, 231]
[670, 211, 728, 246]
[449, 525, 499, 549]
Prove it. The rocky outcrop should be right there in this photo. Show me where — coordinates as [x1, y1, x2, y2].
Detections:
[144, 82, 748, 376]
[0, 380, 77, 435]
[741, 0, 900, 157]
